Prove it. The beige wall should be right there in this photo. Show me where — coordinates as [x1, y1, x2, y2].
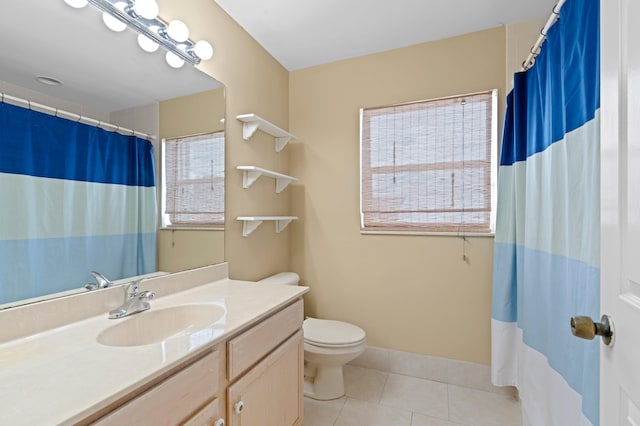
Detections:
[506, 18, 547, 91]
[157, 0, 291, 280]
[289, 28, 506, 364]
[157, 89, 225, 273]
[148, 2, 545, 364]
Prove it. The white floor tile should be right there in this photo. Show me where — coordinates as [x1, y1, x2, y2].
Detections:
[302, 396, 346, 426]
[379, 373, 449, 419]
[303, 363, 522, 426]
[411, 413, 465, 426]
[335, 398, 412, 426]
[343, 365, 388, 402]
[448, 384, 522, 426]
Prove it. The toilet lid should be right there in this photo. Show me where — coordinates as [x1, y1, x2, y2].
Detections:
[303, 318, 366, 346]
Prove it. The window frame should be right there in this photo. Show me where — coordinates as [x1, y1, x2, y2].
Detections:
[160, 131, 225, 230]
[359, 90, 498, 236]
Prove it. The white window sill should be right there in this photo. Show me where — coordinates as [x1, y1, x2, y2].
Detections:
[360, 230, 495, 237]
[160, 226, 224, 231]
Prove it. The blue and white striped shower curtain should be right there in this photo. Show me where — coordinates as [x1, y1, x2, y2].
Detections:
[491, 0, 600, 424]
[0, 102, 157, 305]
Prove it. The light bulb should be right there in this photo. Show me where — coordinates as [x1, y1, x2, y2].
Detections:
[167, 20, 189, 42]
[133, 0, 159, 20]
[166, 51, 185, 68]
[137, 34, 159, 52]
[63, 0, 88, 8]
[103, 12, 127, 32]
[102, 2, 128, 32]
[193, 40, 213, 60]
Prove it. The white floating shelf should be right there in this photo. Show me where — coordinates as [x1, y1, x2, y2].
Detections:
[237, 216, 298, 237]
[236, 166, 298, 193]
[236, 113, 296, 152]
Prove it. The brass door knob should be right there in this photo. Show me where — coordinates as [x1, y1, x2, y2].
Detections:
[570, 314, 614, 346]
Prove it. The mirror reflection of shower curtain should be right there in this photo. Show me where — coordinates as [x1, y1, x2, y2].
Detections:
[0, 101, 157, 305]
[491, 0, 600, 424]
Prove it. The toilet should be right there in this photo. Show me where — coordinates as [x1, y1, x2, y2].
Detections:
[259, 272, 367, 400]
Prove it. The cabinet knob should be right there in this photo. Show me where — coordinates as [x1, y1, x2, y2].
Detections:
[234, 401, 245, 414]
[213, 419, 225, 426]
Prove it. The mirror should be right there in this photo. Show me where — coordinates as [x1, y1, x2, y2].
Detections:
[0, 1, 225, 309]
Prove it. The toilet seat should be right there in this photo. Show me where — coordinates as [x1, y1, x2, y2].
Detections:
[303, 318, 366, 348]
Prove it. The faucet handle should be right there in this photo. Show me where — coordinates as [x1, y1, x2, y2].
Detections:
[138, 290, 155, 301]
[90, 271, 112, 288]
[122, 279, 142, 298]
[85, 271, 112, 290]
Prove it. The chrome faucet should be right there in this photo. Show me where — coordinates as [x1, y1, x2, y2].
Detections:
[108, 280, 155, 319]
[85, 271, 112, 290]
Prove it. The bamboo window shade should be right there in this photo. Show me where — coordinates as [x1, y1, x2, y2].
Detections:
[360, 90, 495, 233]
[165, 132, 225, 227]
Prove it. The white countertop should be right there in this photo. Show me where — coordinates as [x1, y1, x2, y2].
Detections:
[0, 274, 308, 425]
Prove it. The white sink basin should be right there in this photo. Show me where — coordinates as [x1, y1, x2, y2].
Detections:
[97, 304, 225, 347]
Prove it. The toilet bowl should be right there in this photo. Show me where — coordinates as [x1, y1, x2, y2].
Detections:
[258, 272, 367, 401]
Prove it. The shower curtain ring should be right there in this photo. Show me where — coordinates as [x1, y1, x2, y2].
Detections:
[523, 58, 535, 70]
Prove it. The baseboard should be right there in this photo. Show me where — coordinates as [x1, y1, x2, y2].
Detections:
[349, 345, 518, 397]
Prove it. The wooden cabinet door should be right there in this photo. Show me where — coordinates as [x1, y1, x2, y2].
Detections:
[227, 330, 303, 426]
[182, 397, 222, 426]
[93, 350, 221, 426]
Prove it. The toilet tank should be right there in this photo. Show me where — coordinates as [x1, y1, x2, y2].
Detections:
[258, 272, 300, 286]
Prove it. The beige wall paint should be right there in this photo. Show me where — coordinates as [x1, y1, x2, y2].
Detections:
[159, 89, 225, 139]
[289, 28, 506, 364]
[157, 89, 225, 272]
[157, 229, 224, 272]
[506, 18, 547, 91]
[157, 0, 291, 280]
[148, 2, 546, 364]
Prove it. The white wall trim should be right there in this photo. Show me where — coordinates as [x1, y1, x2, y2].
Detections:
[349, 345, 517, 397]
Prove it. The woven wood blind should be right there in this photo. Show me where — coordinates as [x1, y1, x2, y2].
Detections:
[361, 91, 495, 233]
[165, 132, 224, 226]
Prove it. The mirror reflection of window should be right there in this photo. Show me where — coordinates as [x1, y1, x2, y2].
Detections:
[161, 132, 225, 228]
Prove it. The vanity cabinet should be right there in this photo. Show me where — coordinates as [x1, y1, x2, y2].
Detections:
[227, 331, 303, 426]
[89, 298, 304, 426]
[92, 349, 225, 426]
[227, 300, 304, 426]
[182, 397, 224, 426]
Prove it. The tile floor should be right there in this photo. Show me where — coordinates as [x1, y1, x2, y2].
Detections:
[302, 364, 522, 426]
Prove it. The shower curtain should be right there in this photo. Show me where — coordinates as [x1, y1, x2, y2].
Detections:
[491, 0, 600, 424]
[0, 102, 157, 305]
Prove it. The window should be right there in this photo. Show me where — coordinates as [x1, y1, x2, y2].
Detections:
[161, 132, 225, 228]
[360, 90, 497, 234]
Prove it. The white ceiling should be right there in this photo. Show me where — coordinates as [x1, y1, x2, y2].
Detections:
[213, 0, 556, 70]
[0, 1, 221, 114]
[0, 1, 555, 111]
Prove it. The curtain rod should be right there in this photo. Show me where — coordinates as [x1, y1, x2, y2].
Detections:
[521, 0, 566, 71]
[0, 91, 156, 141]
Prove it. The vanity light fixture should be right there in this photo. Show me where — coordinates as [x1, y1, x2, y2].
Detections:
[63, 0, 213, 68]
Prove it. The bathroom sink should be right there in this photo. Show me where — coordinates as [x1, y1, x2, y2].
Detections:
[97, 304, 225, 347]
